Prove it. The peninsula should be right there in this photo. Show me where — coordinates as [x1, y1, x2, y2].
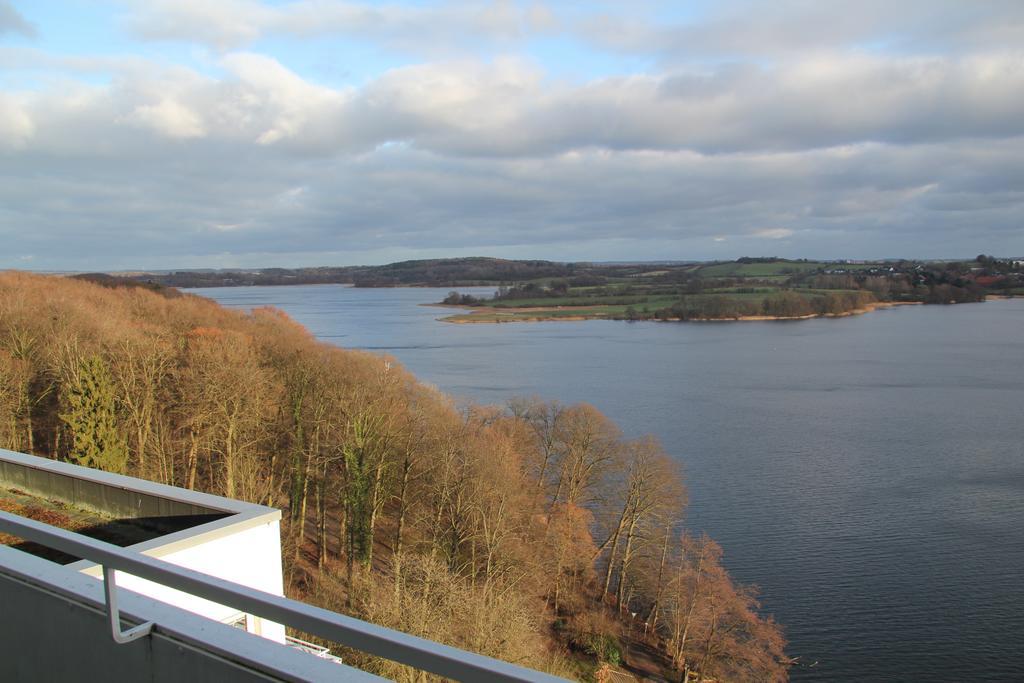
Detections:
[82, 255, 1023, 324]
[433, 256, 1022, 323]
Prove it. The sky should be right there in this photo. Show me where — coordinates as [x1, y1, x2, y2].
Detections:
[1, 1, 1022, 270]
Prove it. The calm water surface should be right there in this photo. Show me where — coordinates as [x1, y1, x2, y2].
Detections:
[192, 285, 1024, 682]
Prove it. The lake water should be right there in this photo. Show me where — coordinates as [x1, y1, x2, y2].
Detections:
[192, 285, 1024, 682]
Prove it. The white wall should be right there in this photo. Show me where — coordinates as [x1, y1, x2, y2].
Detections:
[87, 520, 287, 643]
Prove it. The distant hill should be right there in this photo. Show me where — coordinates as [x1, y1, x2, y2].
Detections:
[107, 256, 1024, 297]
[118, 257, 582, 288]
[71, 272, 182, 297]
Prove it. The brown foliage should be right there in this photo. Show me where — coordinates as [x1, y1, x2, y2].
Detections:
[0, 272, 787, 681]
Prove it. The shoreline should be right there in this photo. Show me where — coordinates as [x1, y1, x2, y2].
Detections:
[438, 299, 929, 324]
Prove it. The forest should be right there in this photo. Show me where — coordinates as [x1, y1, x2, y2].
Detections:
[122, 257, 581, 289]
[0, 271, 787, 682]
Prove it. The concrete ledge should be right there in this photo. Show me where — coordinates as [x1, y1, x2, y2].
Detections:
[0, 449, 282, 570]
[0, 448, 275, 517]
[0, 545, 381, 682]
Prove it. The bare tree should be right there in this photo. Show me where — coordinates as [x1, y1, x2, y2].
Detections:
[550, 403, 623, 510]
[178, 327, 277, 499]
[110, 330, 174, 478]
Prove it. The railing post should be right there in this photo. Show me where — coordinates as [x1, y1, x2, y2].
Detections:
[103, 565, 155, 644]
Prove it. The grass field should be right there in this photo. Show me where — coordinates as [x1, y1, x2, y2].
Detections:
[705, 286, 778, 294]
[481, 294, 679, 309]
[696, 261, 827, 277]
[444, 305, 633, 323]
[442, 288, 848, 323]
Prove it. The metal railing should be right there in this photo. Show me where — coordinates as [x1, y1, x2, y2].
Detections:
[286, 635, 345, 663]
[0, 510, 566, 683]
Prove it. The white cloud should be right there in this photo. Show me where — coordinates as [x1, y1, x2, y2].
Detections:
[4, 123, 1023, 269]
[0, 93, 34, 148]
[126, 98, 206, 138]
[581, 0, 1024, 59]
[123, 0, 273, 50]
[207, 221, 248, 232]
[3, 2, 1024, 268]
[753, 228, 794, 240]
[218, 52, 349, 147]
[124, 0, 558, 53]
[87, 50, 1017, 158]
[102, 6, 1024, 157]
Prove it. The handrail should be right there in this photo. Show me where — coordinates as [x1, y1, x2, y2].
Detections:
[0, 511, 567, 683]
[285, 635, 343, 661]
[103, 565, 156, 643]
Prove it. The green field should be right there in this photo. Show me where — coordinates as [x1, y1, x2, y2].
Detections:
[696, 261, 827, 278]
[446, 305, 634, 323]
[483, 294, 679, 309]
[442, 289, 855, 323]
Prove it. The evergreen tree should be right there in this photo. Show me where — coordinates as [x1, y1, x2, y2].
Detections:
[61, 355, 128, 473]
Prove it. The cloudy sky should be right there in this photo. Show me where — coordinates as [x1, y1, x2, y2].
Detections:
[1, 1, 1022, 270]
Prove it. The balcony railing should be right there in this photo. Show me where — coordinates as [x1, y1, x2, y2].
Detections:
[0, 510, 566, 683]
[285, 635, 345, 663]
